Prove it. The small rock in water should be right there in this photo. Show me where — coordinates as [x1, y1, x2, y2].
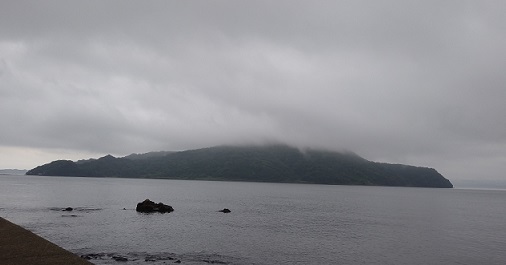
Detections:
[112, 255, 128, 262]
[219, 208, 231, 213]
[81, 253, 103, 260]
[63, 207, 73, 211]
[136, 199, 174, 213]
[174, 260, 182, 263]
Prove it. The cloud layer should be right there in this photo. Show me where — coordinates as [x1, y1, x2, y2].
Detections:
[1, 1, 506, 184]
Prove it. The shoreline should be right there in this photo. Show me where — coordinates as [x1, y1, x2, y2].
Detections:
[0, 217, 92, 265]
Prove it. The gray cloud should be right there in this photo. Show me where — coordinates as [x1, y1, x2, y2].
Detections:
[1, 1, 506, 185]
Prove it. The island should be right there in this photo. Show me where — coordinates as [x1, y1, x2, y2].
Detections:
[26, 145, 453, 188]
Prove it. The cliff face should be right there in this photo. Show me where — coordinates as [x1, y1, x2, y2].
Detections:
[27, 145, 453, 188]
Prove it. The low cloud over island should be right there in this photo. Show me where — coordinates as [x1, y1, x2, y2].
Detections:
[1, 1, 506, 186]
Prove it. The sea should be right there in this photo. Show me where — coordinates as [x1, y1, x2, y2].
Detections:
[1, 174, 505, 265]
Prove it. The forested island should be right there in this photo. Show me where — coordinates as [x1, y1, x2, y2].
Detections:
[26, 145, 453, 188]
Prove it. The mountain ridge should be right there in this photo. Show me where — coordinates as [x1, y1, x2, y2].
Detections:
[26, 145, 453, 188]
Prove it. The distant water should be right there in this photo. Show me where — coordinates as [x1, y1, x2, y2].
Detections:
[1, 175, 505, 265]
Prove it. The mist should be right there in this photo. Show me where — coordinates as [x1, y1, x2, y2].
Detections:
[1, 1, 506, 186]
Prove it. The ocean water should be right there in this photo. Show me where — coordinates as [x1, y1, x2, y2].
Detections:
[1, 175, 505, 264]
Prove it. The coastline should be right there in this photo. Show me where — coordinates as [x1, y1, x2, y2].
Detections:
[0, 217, 92, 265]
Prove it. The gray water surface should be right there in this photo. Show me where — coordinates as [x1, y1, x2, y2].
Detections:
[1, 175, 505, 264]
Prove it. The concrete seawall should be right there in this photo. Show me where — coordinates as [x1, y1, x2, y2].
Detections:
[0, 217, 92, 265]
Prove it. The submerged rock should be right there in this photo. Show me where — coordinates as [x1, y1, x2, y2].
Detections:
[145, 255, 175, 262]
[219, 208, 231, 213]
[112, 255, 128, 262]
[63, 207, 73, 211]
[136, 199, 174, 213]
[81, 253, 104, 260]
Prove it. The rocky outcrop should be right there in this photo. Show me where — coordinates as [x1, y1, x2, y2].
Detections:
[136, 199, 174, 213]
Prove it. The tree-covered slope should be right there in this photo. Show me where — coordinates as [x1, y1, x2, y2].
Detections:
[26, 145, 453, 188]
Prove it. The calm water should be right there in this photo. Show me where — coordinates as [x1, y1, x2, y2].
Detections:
[1, 175, 505, 264]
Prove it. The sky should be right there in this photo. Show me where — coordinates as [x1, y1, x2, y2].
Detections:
[1, 1, 505, 187]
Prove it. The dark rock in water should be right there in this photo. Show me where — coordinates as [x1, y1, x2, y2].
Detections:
[145, 254, 175, 262]
[112, 256, 128, 261]
[174, 260, 181, 263]
[219, 208, 231, 213]
[63, 207, 73, 211]
[136, 199, 174, 213]
[81, 253, 103, 260]
[112, 255, 128, 262]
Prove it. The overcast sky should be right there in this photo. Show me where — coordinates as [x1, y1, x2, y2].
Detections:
[1, 1, 505, 186]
